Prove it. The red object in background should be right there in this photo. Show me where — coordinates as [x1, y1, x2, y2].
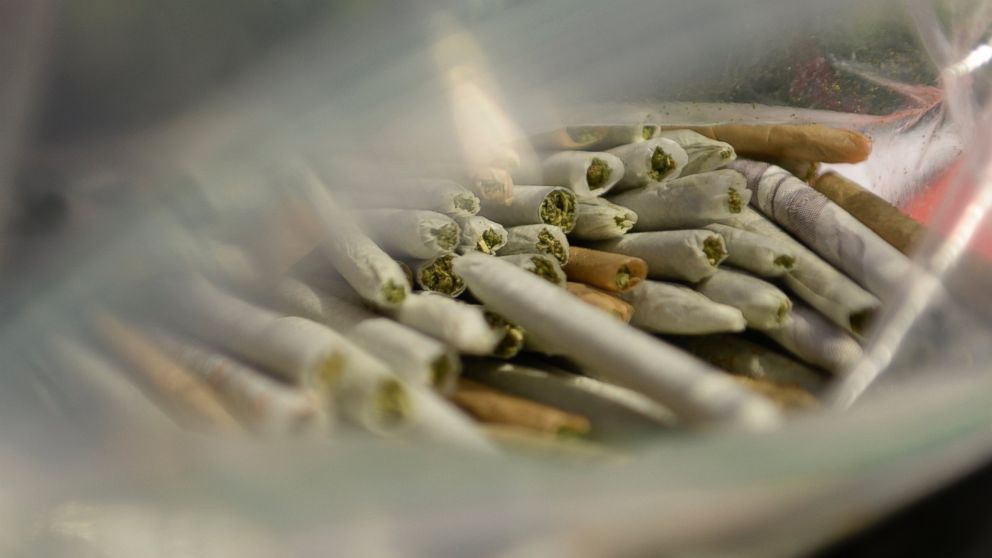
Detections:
[904, 157, 992, 261]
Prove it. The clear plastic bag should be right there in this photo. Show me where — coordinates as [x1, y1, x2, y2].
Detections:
[3, 0, 992, 556]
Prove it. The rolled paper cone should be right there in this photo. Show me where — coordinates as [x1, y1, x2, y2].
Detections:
[670, 334, 827, 394]
[762, 303, 863, 373]
[620, 280, 747, 335]
[453, 253, 782, 429]
[453, 379, 592, 436]
[167, 275, 349, 394]
[566, 282, 634, 322]
[811, 172, 925, 255]
[336, 369, 417, 436]
[479, 185, 577, 232]
[704, 223, 796, 277]
[730, 376, 819, 411]
[227, 278, 420, 435]
[607, 137, 688, 191]
[466, 166, 514, 204]
[404, 384, 499, 453]
[609, 169, 751, 230]
[463, 358, 677, 438]
[540, 151, 625, 196]
[497, 224, 570, 265]
[730, 160, 915, 300]
[589, 230, 728, 283]
[664, 124, 872, 164]
[46, 336, 178, 432]
[725, 206, 880, 334]
[479, 308, 526, 359]
[282, 163, 410, 308]
[271, 278, 462, 393]
[562, 246, 647, 293]
[153, 330, 332, 436]
[570, 196, 638, 241]
[454, 215, 508, 255]
[497, 254, 567, 286]
[654, 129, 736, 176]
[336, 178, 481, 218]
[527, 124, 659, 151]
[358, 209, 460, 259]
[390, 293, 502, 356]
[413, 254, 467, 297]
[90, 311, 241, 432]
[695, 268, 792, 330]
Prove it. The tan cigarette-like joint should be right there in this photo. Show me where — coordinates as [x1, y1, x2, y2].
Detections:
[615, 265, 632, 290]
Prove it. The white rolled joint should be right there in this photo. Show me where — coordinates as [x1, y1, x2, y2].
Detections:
[453, 253, 782, 429]
[541, 151, 625, 197]
[497, 224, 570, 265]
[621, 281, 747, 335]
[607, 137, 688, 191]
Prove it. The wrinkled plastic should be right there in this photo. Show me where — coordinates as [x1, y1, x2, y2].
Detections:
[3, 0, 992, 556]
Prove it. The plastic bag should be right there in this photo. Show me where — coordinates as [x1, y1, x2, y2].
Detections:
[3, 0, 992, 556]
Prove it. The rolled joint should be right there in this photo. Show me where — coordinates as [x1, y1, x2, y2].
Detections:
[381, 280, 407, 304]
[702, 236, 727, 266]
[773, 254, 796, 270]
[536, 228, 568, 264]
[419, 255, 464, 296]
[453, 194, 480, 214]
[648, 147, 676, 181]
[776, 301, 791, 323]
[539, 190, 577, 231]
[615, 265, 632, 290]
[373, 378, 413, 431]
[484, 310, 525, 359]
[432, 223, 460, 251]
[529, 256, 562, 285]
[614, 214, 634, 230]
[315, 351, 347, 397]
[849, 308, 875, 336]
[477, 229, 504, 254]
[727, 188, 745, 213]
[586, 158, 612, 189]
[566, 126, 606, 145]
[430, 355, 454, 390]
